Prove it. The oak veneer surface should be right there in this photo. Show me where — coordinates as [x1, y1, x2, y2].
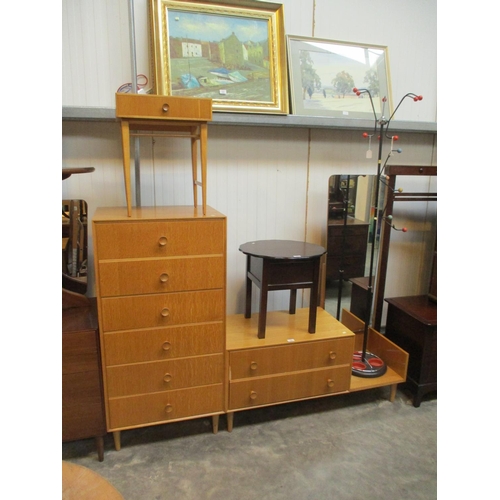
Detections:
[93, 206, 226, 438]
[226, 309, 354, 413]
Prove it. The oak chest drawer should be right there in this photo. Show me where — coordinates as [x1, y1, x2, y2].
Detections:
[108, 384, 224, 429]
[100, 289, 225, 332]
[229, 338, 352, 380]
[97, 255, 225, 297]
[106, 354, 224, 397]
[103, 323, 224, 365]
[94, 219, 224, 259]
[229, 366, 351, 410]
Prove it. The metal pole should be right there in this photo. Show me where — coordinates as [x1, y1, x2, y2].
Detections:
[128, 0, 141, 207]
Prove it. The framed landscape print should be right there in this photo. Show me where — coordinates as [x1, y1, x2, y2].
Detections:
[287, 35, 392, 120]
[149, 0, 289, 114]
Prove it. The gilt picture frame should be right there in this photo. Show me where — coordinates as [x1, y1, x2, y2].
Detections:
[286, 35, 392, 120]
[149, 0, 289, 114]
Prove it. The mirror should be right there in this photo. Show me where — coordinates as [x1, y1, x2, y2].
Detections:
[62, 200, 89, 295]
[324, 175, 379, 319]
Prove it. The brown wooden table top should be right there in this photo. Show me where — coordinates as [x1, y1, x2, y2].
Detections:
[385, 295, 437, 326]
[239, 240, 326, 260]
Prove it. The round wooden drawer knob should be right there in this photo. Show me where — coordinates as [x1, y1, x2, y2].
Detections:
[162, 341, 171, 351]
[250, 361, 258, 370]
[327, 379, 335, 388]
[164, 404, 173, 414]
[158, 236, 168, 247]
[163, 373, 172, 383]
[162, 104, 170, 113]
[329, 351, 337, 361]
[250, 391, 257, 400]
[160, 273, 169, 283]
[161, 308, 170, 318]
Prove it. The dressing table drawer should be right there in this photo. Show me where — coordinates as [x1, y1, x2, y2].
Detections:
[228, 366, 351, 410]
[229, 338, 353, 380]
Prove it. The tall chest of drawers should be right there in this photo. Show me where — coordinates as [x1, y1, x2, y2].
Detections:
[92, 206, 226, 449]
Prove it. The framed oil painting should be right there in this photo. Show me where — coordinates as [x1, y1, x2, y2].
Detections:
[149, 0, 289, 114]
[286, 35, 392, 120]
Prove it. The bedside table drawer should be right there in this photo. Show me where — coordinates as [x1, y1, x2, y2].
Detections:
[100, 289, 224, 332]
[106, 354, 224, 397]
[229, 338, 353, 380]
[97, 255, 224, 296]
[103, 323, 224, 365]
[229, 366, 351, 410]
[116, 93, 212, 121]
[108, 384, 223, 429]
[94, 219, 224, 259]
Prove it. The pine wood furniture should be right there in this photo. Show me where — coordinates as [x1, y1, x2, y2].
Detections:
[225, 308, 409, 430]
[115, 93, 212, 217]
[62, 297, 106, 462]
[92, 205, 226, 450]
[326, 218, 369, 281]
[239, 240, 326, 338]
[384, 295, 437, 407]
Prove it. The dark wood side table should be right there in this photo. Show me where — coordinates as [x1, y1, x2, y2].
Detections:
[239, 240, 326, 339]
[384, 295, 437, 407]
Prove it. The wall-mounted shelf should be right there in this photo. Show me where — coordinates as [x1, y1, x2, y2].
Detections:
[62, 106, 437, 134]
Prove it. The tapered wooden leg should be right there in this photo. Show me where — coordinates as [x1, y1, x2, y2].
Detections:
[191, 133, 198, 209]
[200, 123, 208, 215]
[112, 431, 121, 451]
[389, 384, 397, 402]
[120, 121, 132, 217]
[212, 415, 219, 434]
[95, 436, 104, 462]
[227, 412, 234, 432]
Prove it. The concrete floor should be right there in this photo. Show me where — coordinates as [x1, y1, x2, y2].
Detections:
[62, 387, 437, 500]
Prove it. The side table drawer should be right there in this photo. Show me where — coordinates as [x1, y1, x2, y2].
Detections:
[101, 289, 225, 332]
[106, 354, 224, 397]
[108, 384, 224, 429]
[94, 219, 224, 259]
[229, 338, 353, 380]
[116, 93, 212, 120]
[103, 323, 224, 365]
[98, 255, 225, 296]
[229, 366, 351, 410]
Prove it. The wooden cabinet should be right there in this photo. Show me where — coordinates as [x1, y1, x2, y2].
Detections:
[226, 308, 355, 430]
[62, 299, 106, 461]
[384, 295, 437, 407]
[93, 206, 226, 449]
[326, 218, 369, 281]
